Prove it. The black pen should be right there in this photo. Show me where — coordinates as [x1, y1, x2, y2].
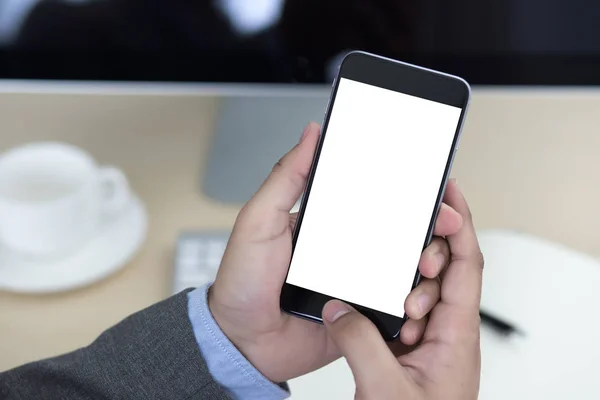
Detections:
[479, 310, 523, 337]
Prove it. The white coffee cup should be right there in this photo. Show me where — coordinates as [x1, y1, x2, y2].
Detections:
[0, 142, 131, 258]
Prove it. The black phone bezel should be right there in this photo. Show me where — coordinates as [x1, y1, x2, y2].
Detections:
[280, 50, 471, 341]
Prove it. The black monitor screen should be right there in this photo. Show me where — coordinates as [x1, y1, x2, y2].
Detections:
[1, 0, 599, 85]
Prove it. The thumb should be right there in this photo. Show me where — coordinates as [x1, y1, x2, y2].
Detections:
[322, 300, 406, 390]
[244, 122, 319, 217]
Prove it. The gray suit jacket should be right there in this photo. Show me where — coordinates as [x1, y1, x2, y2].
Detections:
[0, 290, 232, 399]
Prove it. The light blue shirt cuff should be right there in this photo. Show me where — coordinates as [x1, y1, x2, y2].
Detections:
[187, 283, 290, 400]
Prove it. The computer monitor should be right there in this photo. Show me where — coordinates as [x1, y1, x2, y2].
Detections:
[1, 0, 600, 203]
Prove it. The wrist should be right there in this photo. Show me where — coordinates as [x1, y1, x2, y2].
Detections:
[188, 286, 290, 398]
[207, 286, 273, 380]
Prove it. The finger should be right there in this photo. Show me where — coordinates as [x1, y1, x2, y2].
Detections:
[388, 337, 414, 358]
[247, 122, 319, 214]
[418, 237, 450, 279]
[400, 315, 428, 346]
[404, 278, 441, 320]
[322, 300, 406, 390]
[441, 179, 484, 310]
[236, 123, 319, 237]
[433, 202, 463, 237]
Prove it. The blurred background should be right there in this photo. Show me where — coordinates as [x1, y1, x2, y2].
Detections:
[2, 0, 600, 83]
[1, 1, 600, 398]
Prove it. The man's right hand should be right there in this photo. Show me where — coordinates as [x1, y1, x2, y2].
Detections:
[322, 179, 483, 399]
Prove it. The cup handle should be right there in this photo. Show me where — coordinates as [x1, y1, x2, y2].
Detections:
[98, 166, 131, 216]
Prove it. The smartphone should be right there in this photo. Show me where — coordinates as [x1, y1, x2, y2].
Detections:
[280, 51, 471, 341]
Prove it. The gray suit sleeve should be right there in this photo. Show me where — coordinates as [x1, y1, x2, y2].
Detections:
[0, 289, 231, 400]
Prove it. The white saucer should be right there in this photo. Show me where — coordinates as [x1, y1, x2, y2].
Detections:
[0, 196, 148, 294]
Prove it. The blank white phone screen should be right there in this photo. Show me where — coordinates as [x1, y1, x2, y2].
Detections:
[286, 78, 463, 317]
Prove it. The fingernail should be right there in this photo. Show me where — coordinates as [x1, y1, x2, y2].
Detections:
[324, 300, 351, 323]
[417, 294, 429, 315]
[299, 124, 311, 143]
[450, 178, 458, 185]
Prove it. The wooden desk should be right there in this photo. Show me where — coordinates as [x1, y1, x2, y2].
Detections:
[0, 92, 241, 370]
[1, 87, 600, 380]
